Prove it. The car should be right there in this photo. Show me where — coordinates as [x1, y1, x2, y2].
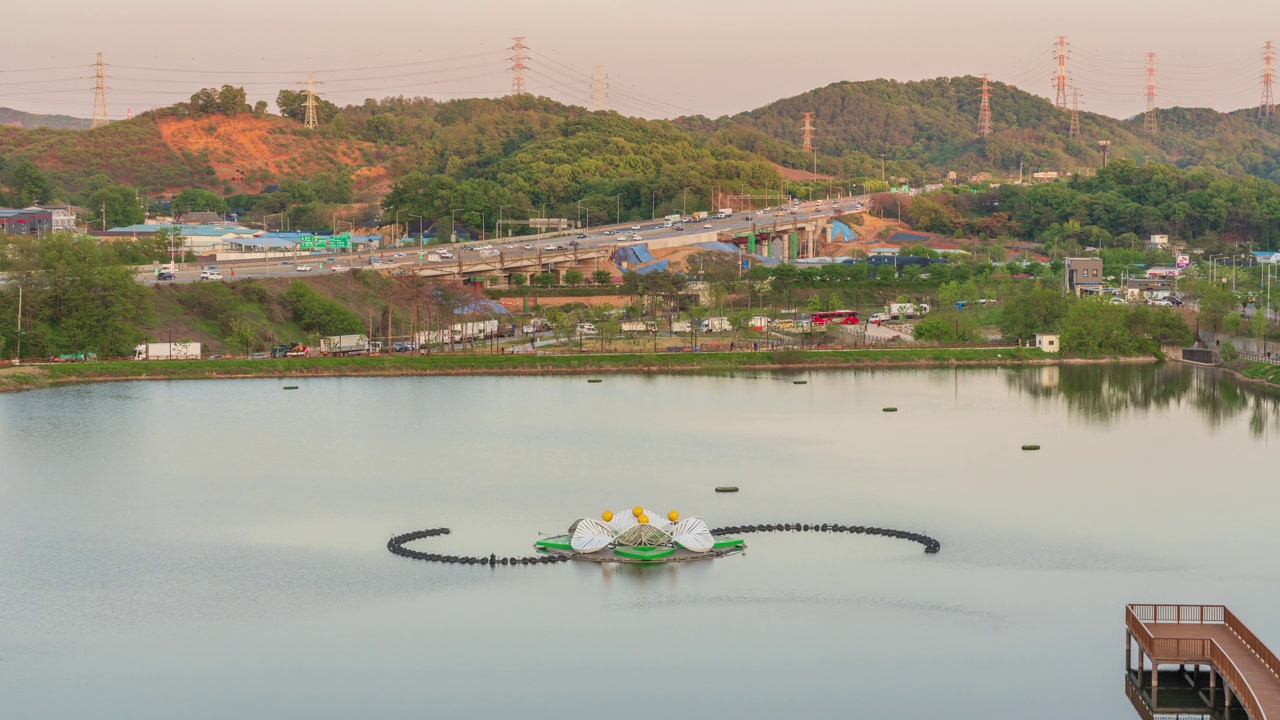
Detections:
[702, 223, 712, 229]
[576, 233, 588, 239]
[249, 352, 270, 359]
[504, 244, 515, 248]
[631, 225, 641, 230]
[393, 252, 406, 258]
[280, 261, 292, 265]
[295, 265, 313, 272]
[523, 244, 534, 250]
[330, 265, 349, 272]
[157, 271, 175, 282]
[205, 265, 220, 270]
[674, 225, 685, 231]
[199, 270, 223, 280]
[602, 230, 613, 236]
[631, 233, 642, 240]
[575, 322, 598, 335]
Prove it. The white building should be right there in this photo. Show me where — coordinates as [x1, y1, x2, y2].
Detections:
[1035, 333, 1061, 354]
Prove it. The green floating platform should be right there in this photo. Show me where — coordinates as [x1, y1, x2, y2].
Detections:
[1022, 444, 1041, 451]
[283, 386, 299, 390]
[587, 379, 603, 383]
[883, 407, 898, 412]
[614, 545, 674, 561]
[793, 380, 807, 384]
[535, 537, 574, 551]
[712, 538, 744, 549]
[715, 486, 739, 493]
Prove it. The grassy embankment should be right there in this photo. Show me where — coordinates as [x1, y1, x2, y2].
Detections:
[1240, 362, 1280, 386]
[1, 347, 1057, 392]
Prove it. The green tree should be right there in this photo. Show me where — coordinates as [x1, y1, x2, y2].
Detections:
[510, 272, 528, 287]
[997, 286, 1071, 343]
[563, 269, 585, 286]
[533, 272, 557, 287]
[1250, 307, 1269, 348]
[592, 269, 612, 285]
[172, 188, 228, 215]
[1059, 299, 1135, 356]
[6, 160, 53, 206]
[87, 183, 145, 229]
[875, 265, 897, 281]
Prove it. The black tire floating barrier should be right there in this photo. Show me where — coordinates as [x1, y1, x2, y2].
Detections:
[387, 519, 942, 566]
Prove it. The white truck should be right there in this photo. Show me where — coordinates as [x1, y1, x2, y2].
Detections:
[886, 303, 929, 320]
[664, 214, 682, 225]
[700, 316, 733, 333]
[320, 334, 370, 356]
[452, 319, 499, 342]
[621, 321, 657, 334]
[747, 316, 772, 330]
[132, 342, 201, 361]
[672, 320, 693, 333]
[716, 208, 733, 219]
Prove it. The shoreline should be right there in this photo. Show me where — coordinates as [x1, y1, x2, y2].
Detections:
[0, 348, 1155, 394]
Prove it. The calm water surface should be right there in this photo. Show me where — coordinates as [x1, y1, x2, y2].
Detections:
[2, 365, 1278, 719]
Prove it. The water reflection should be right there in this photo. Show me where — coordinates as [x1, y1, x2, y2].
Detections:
[1006, 364, 1280, 437]
[1124, 669, 1229, 720]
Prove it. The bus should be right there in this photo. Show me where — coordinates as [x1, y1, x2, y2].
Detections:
[810, 310, 859, 326]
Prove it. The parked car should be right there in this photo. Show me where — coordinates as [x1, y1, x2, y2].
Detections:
[199, 270, 223, 280]
[575, 322, 598, 335]
[296, 265, 313, 272]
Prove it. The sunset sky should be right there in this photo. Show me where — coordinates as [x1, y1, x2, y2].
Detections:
[3, 0, 1278, 120]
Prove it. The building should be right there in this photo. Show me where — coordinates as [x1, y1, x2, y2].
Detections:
[1125, 277, 1173, 301]
[178, 211, 227, 225]
[33, 204, 79, 231]
[1145, 266, 1181, 278]
[0, 207, 54, 234]
[1035, 333, 1061, 354]
[867, 245, 900, 257]
[1064, 257, 1104, 295]
[1144, 234, 1170, 251]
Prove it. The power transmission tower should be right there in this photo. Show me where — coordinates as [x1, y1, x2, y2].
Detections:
[1069, 86, 1081, 138]
[509, 37, 529, 95]
[1144, 52, 1159, 135]
[1262, 41, 1276, 119]
[303, 72, 319, 130]
[978, 74, 993, 137]
[801, 112, 814, 151]
[91, 52, 109, 129]
[591, 64, 608, 111]
[1054, 36, 1070, 110]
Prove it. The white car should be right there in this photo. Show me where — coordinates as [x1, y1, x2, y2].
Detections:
[295, 265, 313, 272]
[330, 265, 349, 272]
[630, 233, 642, 240]
[631, 225, 641, 230]
[702, 223, 712, 229]
[199, 270, 222, 280]
[575, 323, 598, 335]
[523, 244, 534, 250]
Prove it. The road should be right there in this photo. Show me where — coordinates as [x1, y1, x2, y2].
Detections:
[139, 195, 870, 286]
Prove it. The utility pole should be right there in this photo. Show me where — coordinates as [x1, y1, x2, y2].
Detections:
[14, 286, 21, 364]
[802, 111, 816, 201]
[1098, 140, 1111, 167]
[91, 52, 109, 128]
[1069, 86, 1081, 139]
[1262, 41, 1276, 119]
[1144, 52, 1159, 135]
[1054, 36, 1070, 110]
[509, 37, 529, 95]
[591, 64, 608, 111]
[880, 153, 886, 185]
[978, 73, 993, 137]
[303, 72, 319, 130]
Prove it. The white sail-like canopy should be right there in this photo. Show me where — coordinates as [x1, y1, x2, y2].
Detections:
[570, 518, 616, 553]
[614, 523, 672, 547]
[670, 517, 714, 552]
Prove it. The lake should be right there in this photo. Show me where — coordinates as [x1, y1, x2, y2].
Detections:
[2, 365, 1278, 719]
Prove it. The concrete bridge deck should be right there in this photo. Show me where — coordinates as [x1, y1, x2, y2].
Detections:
[1127, 604, 1280, 719]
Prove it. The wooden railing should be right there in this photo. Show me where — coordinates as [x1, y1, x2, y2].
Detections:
[1210, 640, 1269, 720]
[1129, 604, 1226, 624]
[1226, 608, 1280, 682]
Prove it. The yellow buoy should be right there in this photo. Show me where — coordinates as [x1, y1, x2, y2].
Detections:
[632, 506, 644, 517]
[667, 510, 679, 522]
[638, 514, 649, 524]
[602, 510, 614, 522]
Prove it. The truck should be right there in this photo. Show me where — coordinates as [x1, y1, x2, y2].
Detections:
[885, 302, 929, 320]
[691, 211, 709, 221]
[672, 320, 693, 333]
[414, 330, 452, 347]
[716, 208, 733, 219]
[270, 343, 310, 358]
[700, 316, 733, 333]
[132, 342, 201, 361]
[664, 214, 682, 225]
[452, 319, 499, 342]
[747, 316, 772, 330]
[319, 334, 369, 356]
[621, 321, 657, 334]
[521, 318, 552, 335]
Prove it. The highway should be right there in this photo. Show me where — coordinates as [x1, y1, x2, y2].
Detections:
[139, 195, 870, 286]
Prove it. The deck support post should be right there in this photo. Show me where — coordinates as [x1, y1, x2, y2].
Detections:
[1151, 659, 1159, 706]
[1136, 648, 1145, 688]
[1126, 631, 1132, 673]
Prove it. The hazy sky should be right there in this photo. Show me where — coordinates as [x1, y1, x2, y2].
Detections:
[3, 0, 1279, 121]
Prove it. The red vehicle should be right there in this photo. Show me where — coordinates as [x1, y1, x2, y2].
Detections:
[811, 310, 859, 326]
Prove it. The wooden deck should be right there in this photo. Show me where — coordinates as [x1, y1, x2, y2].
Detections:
[1128, 604, 1280, 720]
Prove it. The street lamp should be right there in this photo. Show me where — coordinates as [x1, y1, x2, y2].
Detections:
[451, 208, 464, 243]
[577, 200, 589, 234]
[499, 204, 510, 240]
[409, 214, 424, 257]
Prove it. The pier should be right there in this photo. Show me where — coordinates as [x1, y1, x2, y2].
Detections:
[1126, 604, 1280, 719]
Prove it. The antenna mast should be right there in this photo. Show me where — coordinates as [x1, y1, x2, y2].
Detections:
[509, 37, 529, 95]
[91, 52, 109, 129]
[978, 74, 993, 137]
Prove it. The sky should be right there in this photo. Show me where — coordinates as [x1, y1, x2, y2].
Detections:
[3, 0, 1279, 121]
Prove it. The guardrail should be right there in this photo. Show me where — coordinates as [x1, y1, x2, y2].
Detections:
[1210, 640, 1268, 720]
[1226, 608, 1280, 685]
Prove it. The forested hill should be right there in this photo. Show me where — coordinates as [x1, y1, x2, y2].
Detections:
[0, 107, 91, 130]
[674, 77, 1280, 186]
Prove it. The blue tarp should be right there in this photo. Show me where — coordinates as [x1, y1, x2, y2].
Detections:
[634, 260, 670, 275]
[889, 231, 931, 243]
[458, 299, 512, 316]
[694, 242, 741, 254]
[830, 220, 857, 242]
[615, 245, 655, 265]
